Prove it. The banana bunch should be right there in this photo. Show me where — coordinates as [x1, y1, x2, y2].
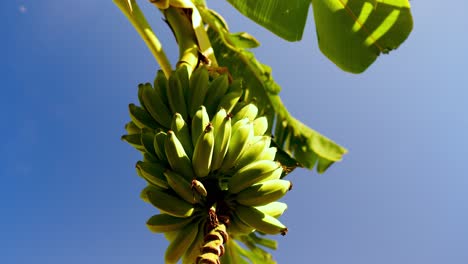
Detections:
[123, 66, 291, 263]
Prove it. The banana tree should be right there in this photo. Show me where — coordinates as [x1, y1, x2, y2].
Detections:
[114, 0, 413, 263]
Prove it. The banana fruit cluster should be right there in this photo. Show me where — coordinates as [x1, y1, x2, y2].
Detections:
[123, 66, 291, 263]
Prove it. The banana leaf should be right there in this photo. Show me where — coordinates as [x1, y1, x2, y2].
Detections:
[223, 0, 413, 73]
[199, 7, 347, 173]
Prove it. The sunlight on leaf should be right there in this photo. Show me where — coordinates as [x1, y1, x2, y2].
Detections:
[225, 0, 311, 41]
[311, 0, 413, 73]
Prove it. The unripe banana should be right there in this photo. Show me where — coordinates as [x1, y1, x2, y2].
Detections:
[164, 230, 179, 243]
[140, 129, 157, 157]
[235, 205, 287, 236]
[228, 160, 282, 194]
[176, 66, 190, 102]
[182, 220, 206, 264]
[153, 130, 168, 162]
[124, 121, 140, 135]
[259, 147, 277, 161]
[154, 70, 169, 108]
[235, 136, 271, 169]
[191, 179, 208, 197]
[164, 170, 201, 204]
[236, 179, 292, 206]
[192, 123, 214, 178]
[252, 116, 269, 136]
[145, 186, 195, 218]
[188, 66, 209, 117]
[128, 103, 158, 130]
[165, 130, 195, 180]
[230, 101, 246, 116]
[221, 120, 254, 171]
[171, 113, 193, 157]
[167, 71, 188, 120]
[229, 212, 255, 235]
[146, 213, 194, 233]
[140, 184, 164, 203]
[143, 152, 158, 163]
[230, 117, 249, 134]
[122, 133, 145, 152]
[204, 74, 229, 117]
[135, 161, 169, 189]
[254, 202, 288, 218]
[139, 82, 173, 128]
[218, 79, 243, 114]
[211, 108, 231, 171]
[191, 106, 210, 147]
[232, 103, 258, 123]
[165, 218, 200, 264]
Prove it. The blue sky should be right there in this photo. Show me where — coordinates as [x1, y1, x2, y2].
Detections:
[1, 1, 467, 263]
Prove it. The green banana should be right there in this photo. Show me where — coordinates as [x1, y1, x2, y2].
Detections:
[143, 152, 158, 163]
[171, 113, 193, 158]
[252, 116, 269, 136]
[165, 218, 200, 264]
[121, 133, 144, 152]
[211, 108, 231, 171]
[236, 179, 292, 206]
[167, 71, 188, 120]
[229, 212, 255, 235]
[218, 79, 243, 114]
[191, 179, 208, 197]
[221, 120, 254, 172]
[146, 213, 194, 233]
[164, 230, 179, 242]
[204, 74, 229, 117]
[154, 70, 169, 109]
[164, 170, 200, 204]
[192, 123, 214, 178]
[259, 147, 277, 161]
[153, 130, 168, 162]
[188, 66, 209, 117]
[165, 130, 195, 180]
[254, 202, 288, 218]
[230, 117, 250, 134]
[228, 160, 282, 194]
[191, 106, 210, 147]
[140, 129, 156, 157]
[235, 205, 287, 236]
[176, 66, 190, 104]
[139, 82, 172, 128]
[140, 184, 164, 203]
[145, 186, 195, 218]
[232, 103, 258, 123]
[235, 136, 271, 169]
[182, 219, 206, 264]
[135, 161, 169, 189]
[124, 121, 140, 135]
[128, 103, 158, 130]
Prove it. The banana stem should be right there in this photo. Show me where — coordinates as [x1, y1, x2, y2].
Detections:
[114, 0, 172, 78]
[196, 207, 229, 264]
[163, 7, 200, 74]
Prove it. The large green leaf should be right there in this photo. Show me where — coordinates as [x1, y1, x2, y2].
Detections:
[225, 0, 311, 41]
[220, 0, 412, 73]
[199, 6, 347, 173]
[311, 0, 413, 73]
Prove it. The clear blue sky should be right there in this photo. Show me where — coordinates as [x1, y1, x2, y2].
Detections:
[1, 1, 467, 263]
